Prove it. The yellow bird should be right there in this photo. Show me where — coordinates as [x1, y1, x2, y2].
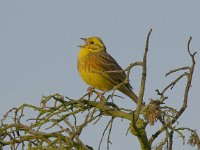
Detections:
[77, 36, 138, 103]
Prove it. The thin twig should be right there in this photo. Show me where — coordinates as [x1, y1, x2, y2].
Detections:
[135, 28, 152, 121]
[149, 36, 196, 145]
[165, 66, 190, 77]
[107, 118, 114, 150]
[98, 118, 113, 150]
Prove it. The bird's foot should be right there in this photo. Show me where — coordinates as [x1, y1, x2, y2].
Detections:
[87, 87, 95, 97]
[97, 92, 106, 102]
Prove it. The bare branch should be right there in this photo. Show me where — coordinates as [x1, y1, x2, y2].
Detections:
[149, 36, 197, 145]
[162, 73, 187, 95]
[134, 28, 152, 121]
[0, 32, 198, 150]
[98, 118, 114, 150]
[165, 66, 190, 77]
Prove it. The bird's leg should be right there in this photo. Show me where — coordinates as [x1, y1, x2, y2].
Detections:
[97, 91, 106, 102]
[87, 86, 95, 97]
[87, 87, 106, 102]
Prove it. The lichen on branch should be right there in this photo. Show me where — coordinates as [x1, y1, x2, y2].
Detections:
[0, 32, 198, 150]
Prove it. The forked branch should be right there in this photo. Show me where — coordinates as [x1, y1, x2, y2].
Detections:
[149, 36, 197, 146]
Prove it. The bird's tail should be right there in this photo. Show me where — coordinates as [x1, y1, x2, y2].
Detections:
[128, 90, 139, 104]
[119, 85, 138, 104]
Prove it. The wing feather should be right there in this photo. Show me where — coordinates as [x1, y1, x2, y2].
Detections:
[88, 52, 131, 88]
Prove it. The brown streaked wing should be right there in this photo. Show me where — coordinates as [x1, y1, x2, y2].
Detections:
[87, 52, 129, 87]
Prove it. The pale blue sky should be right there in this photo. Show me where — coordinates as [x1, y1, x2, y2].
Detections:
[0, 1, 200, 149]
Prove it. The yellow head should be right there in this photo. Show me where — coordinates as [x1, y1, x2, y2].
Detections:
[80, 36, 106, 53]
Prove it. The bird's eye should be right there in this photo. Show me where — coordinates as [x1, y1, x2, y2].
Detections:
[90, 41, 94, 44]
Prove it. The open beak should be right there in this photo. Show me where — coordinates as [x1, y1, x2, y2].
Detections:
[78, 38, 87, 47]
[80, 38, 87, 41]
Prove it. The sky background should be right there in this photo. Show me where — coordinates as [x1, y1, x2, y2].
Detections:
[0, 1, 200, 150]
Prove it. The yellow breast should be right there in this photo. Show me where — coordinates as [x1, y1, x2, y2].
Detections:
[77, 48, 114, 91]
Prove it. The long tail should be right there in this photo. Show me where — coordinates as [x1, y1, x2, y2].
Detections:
[119, 85, 138, 104]
[127, 90, 139, 104]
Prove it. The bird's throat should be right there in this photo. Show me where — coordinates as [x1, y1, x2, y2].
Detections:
[78, 47, 91, 61]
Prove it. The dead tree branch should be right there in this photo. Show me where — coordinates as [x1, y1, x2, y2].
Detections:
[0, 34, 198, 150]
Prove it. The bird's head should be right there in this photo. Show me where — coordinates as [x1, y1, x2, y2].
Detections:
[80, 36, 106, 52]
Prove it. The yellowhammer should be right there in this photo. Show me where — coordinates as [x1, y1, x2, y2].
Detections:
[77, 36, 138, 103]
